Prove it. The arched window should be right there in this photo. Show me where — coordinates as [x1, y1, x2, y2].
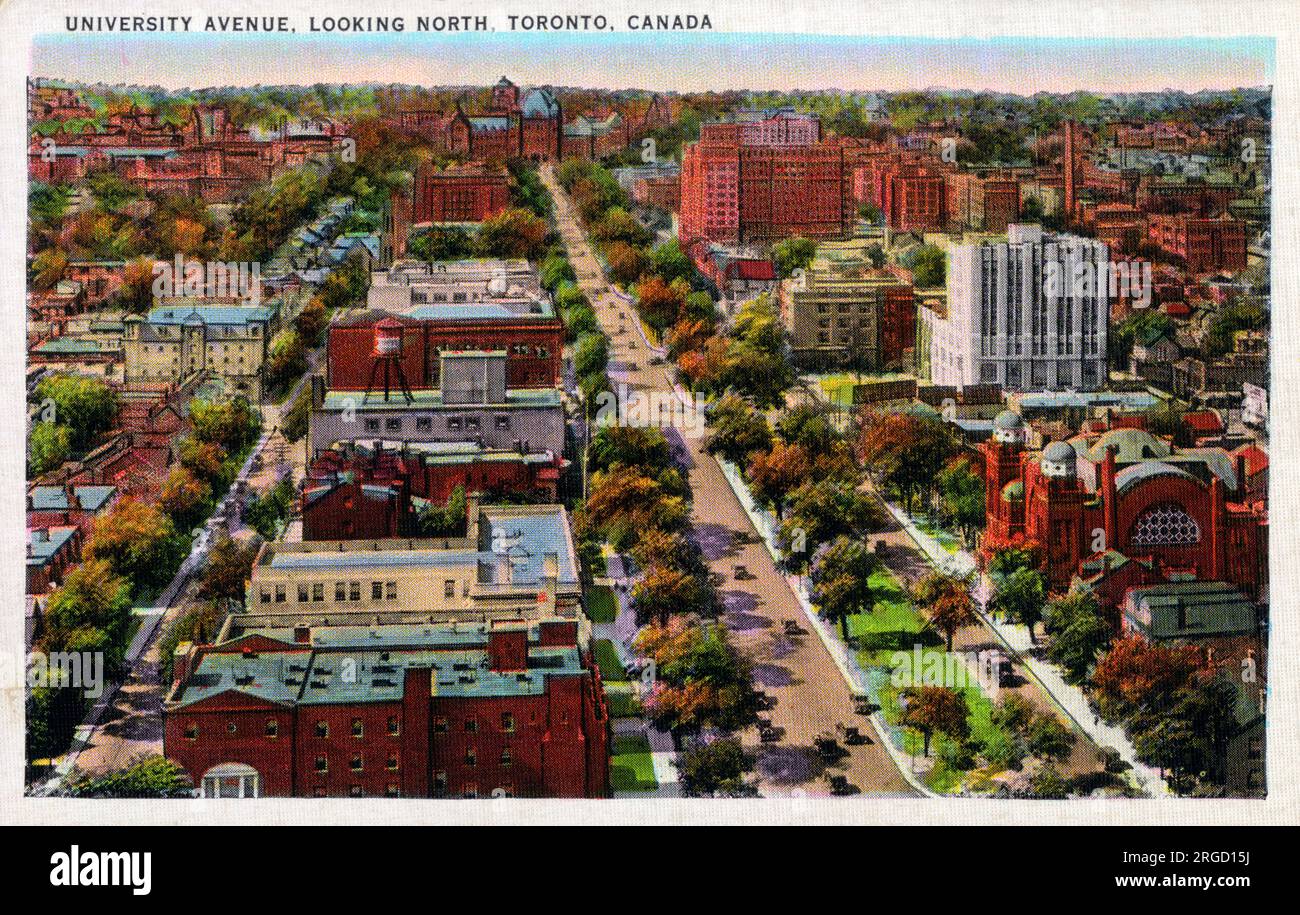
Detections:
[1130, 502, 1201, 547]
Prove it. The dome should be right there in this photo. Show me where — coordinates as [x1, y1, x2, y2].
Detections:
[992, 409, 1026, 445]
[994, 410, 1023, 430]
[1043, 441, 1076, 463]
[1041, 441, 1078, 479]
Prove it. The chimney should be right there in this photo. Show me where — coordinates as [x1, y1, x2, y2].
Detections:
[487, 626, 528, 672]
[64, 481, 79, 511]
[172, 641, 195, 686]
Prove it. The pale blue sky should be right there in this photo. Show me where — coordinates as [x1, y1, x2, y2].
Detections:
[32, 33, 1274, 94]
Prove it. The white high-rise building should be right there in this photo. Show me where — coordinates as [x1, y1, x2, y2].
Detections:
[924, 224, 1109, 391]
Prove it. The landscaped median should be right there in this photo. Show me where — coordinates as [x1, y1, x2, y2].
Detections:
[847, 569, 1019, 794]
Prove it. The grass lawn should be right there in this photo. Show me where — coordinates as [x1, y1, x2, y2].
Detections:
[605, 682, 642, 719]
[610, 733, 658, 791]
[844, 565, 1016, 792]
[592, 639, 628, 682]
[585, 585, 618, 624]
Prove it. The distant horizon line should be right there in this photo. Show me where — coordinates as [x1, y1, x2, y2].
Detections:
[27, 75, 1275, 99]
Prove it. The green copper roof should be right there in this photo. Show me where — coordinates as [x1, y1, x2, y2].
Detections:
[1124, 581, 1257, 641]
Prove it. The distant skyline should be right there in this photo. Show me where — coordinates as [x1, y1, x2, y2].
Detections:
[31, 33, 1273, 95]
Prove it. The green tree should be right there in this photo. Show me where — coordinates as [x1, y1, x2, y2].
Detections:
[899, 685, 970, 757]
[40, 558, 134, 673]
[198, 536, 260, 603]
[812, 537, 876, 640]
[1026, 714, 1077, 763]
[909, 245, 947, 289]
[705, 394, 771, 466]
[771, 236, 817, 278]
[991, 567, 1047, 642]
[28, 422, 72, 478]
[1028, 764, 1070, 799]
[416, 486, 468, 538]
[35, 375, 119, 451]
[1044, 592, 1112, 682]
[65, 755, 193, 798]
[573, 332, 609, 381]
[84, 500, 187, 594]
[679, 737, 756, 797]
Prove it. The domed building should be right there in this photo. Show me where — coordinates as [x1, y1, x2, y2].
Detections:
[981, 418, 1267, 599]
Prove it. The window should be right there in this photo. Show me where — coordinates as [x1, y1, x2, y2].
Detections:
[260, 588, 271, 604]
[501, 713, 515, 733]
[315, 756, 328, 773]
[372, 581, 383, 600]
[495, 415, 511, 430]
[315, 721, 329, 738]
[351, 754, 363, 772]
[388, 716, 400, 736]
[364, 418, 380, 433]
[1131, 502, 1201, 547]
[434, 771, 448, 792]
[274, 584, 286, 603]
[447, 417, 462, 431]
[227, 722, 237, 734]
[184, 724, 198, 740]
[352, 718, 364, 738]
[465, 748, 477, 766]
[465, 718, 478, 733]
[298, 584, 309, 602]
[444, 579, 456, 598]
[500, 747, 513, 767]
[266, 719, 279, 738]
[466, 417, 480, 431]
[387, 754, 399, 771]
[416, 417, 432, 432]
[385, 581, 397, 600]
[349, 581, 361, 601]
[335, 582, 346, 601]
[385, 784, 400, 797]
[349, 785, 363, 797]
[462, 783, 478, 799]
[433, 717, 449, 734]
[313, 583, 324, 602]
[385, 418, 402, 433]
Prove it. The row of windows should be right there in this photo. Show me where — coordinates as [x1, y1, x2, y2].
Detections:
[361, 415, 512, 434]
[259, 581, 401, 604]
[314, 753, 401, 773]
[433, 713, 516, 733]
[183, 716, 402, 741]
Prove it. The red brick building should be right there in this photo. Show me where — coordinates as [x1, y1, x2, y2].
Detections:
[679, 124, 848, 246]
[1147, 214, 1247, 274]
[164, 619, 610, 798]
[407, 161, 510, 226]
[982, 414, 1267, 599]
[328, 307, 563, 391]
[302, 442, 562, 540]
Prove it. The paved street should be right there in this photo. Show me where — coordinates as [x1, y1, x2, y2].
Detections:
[543, 166, 916, 798]
[36, 343, 322, 791]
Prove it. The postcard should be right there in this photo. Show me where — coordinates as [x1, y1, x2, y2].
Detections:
[1, 0, 1294, 838]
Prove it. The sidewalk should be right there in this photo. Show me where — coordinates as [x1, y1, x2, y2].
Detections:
[882, 501, 1172, 798]
[595, 552, 681, 798]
